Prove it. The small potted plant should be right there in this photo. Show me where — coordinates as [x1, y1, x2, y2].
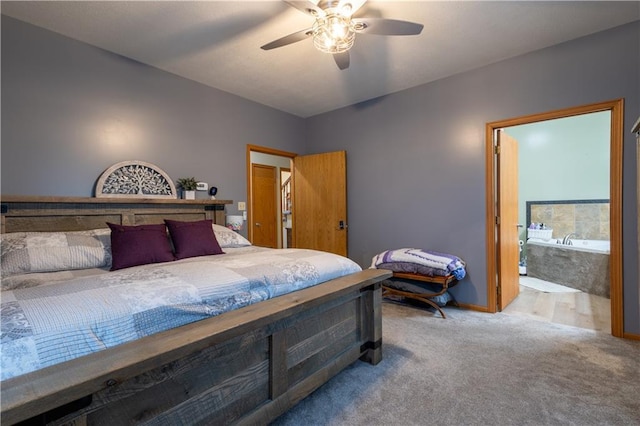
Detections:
[176, 177, 198, 200]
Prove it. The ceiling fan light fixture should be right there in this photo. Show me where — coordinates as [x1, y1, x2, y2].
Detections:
[312, 12, 355, 54]
[264, 0, 423, 70]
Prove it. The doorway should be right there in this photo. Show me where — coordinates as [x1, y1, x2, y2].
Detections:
[503, 114, 612, 332]
[247, 145, 296, 248]
[485, 99, 624, 337]
[281, 168, 291, 248]
[251, 163, 278, 248]
[247, 145, 349, 255]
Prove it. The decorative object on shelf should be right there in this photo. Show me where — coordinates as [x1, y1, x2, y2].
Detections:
[209, 186, 218, 200]
[95, 160, 176, 198]
[176, 177, 198, 200]
[226, 215, 244, 232]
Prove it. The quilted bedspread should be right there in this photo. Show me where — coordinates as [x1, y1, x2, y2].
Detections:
[0, 247, 361, 381]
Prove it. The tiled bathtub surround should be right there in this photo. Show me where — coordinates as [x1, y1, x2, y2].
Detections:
[525, 199, 610, 298]
[527, 200, 609, 241]
[527, 240, 610, 298]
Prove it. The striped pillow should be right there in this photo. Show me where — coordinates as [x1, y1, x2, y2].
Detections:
[1, 229, 112, 277]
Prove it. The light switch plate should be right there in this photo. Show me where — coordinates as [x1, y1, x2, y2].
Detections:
[238, 202, 246, 211]
[196, 182, 208, 191]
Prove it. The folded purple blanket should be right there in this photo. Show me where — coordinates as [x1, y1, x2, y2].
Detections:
[371, 248, 466, 280]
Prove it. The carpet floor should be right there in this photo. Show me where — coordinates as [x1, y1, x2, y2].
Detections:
[272, 302, 640, 426]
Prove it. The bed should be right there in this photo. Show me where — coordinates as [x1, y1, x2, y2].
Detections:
[0, 196, 391, 425]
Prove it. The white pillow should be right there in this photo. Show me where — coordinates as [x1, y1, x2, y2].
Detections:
[212, 224, 252, 248]
[1, 229, 112, 277]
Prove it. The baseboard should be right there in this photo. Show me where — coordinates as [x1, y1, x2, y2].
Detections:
[455, 302, 491, 313]
[622, 332, 640, 341]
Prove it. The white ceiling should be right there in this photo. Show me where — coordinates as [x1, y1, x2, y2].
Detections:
[2, 1, 639, 117]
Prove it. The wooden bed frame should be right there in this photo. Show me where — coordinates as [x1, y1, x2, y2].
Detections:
[0, 196, 391, 425]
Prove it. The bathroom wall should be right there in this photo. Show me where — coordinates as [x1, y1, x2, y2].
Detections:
[508, 111, 611, 242]
[528, 201, 610, 240]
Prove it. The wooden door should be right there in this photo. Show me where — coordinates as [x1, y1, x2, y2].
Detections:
[251, 164, 278, 248]
[497, 130, 520, 310]
[292, 151, 347, 256]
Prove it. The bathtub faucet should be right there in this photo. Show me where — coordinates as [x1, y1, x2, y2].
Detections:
[562, 233, 576, 245]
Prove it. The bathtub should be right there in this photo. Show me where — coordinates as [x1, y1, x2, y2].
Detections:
[528, 238, 610, 254]
[526, 238, 610, 297]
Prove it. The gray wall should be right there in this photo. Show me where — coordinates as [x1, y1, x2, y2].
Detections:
[0, 16, 305, 217]
[305, 22, 639, 333]
[1, 16, 638, 334]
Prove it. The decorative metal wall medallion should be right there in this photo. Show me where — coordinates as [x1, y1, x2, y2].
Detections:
[95, 160, 177, 198]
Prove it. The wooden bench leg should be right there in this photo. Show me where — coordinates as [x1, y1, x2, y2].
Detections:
[382, 287, 447, 319]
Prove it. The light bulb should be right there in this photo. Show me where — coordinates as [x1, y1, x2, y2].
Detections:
[312, 11, 355, 54]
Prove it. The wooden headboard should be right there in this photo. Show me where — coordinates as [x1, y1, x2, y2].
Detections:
[0, 196, 232, 233]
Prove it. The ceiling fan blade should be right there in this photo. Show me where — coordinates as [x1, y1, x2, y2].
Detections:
[333, 51, 350, 70]
[261, 28, 313, 50]
[354, 18, 424, 36]
[284, 1, 325, 17]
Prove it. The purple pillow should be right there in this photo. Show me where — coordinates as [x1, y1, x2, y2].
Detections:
[107, 223, 175, 270]
[164, 219, 224, 260]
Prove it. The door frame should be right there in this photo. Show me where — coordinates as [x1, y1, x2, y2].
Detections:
[485, 99, 624, 337]
[246, 144, 297, 244]
[280, 167, 292, 248]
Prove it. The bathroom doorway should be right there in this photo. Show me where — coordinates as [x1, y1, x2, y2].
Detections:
[505, 113, 612, 332]
[485, 99, 624, 337]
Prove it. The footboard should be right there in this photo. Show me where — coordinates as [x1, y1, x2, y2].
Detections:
[1, 268, 390, 425]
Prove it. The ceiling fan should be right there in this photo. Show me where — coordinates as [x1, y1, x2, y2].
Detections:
[261, 0, 424, 70]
